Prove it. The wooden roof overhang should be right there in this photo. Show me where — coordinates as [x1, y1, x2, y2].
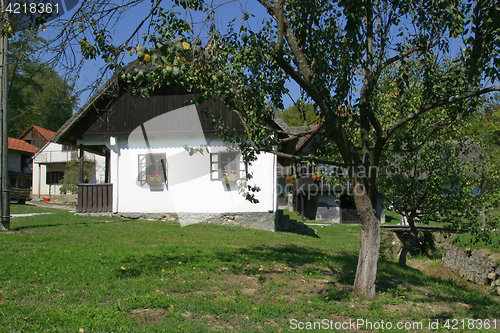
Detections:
[53, 80, 243, 156]
[53, 59, 294, 157]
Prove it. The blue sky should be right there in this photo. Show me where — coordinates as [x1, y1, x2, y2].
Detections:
[38, 1, 301, 111]
[35, 1, 486, 114]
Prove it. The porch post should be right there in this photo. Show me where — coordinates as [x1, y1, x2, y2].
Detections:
[105, 150, 110, 183]
[79, 144, 84, 183]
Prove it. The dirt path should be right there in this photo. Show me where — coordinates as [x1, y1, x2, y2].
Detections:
[26, 201, 76, 211]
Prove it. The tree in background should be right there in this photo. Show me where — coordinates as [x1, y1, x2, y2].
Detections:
[86, 0, 499, 298]
[380, 139, 481, 266]
[464, 94, 500, 235]
[372, 57, 484, 265]
[279, 102, 320, 126]
[58, 158, 94, 194]
[466, 93, 500, 150]
[7, 30, 77, 137]
[14, 0, 497, 298]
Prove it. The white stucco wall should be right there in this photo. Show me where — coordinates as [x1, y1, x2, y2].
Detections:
[32, 142, 106, 196]
[104, 135, 276, 214]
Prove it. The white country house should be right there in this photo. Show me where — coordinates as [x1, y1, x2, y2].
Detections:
[51, 66, 288, 230]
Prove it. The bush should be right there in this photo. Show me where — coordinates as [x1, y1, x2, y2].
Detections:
[59, 158, 94, 194]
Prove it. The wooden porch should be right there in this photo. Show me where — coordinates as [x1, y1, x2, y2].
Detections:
[77, 183, 113, 213]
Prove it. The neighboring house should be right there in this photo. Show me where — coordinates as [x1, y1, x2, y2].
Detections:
[276, 124, 318, 207]
[19, 125, 106, 198]
[281, 122, 385, 224]
[7, 137, 38, 191]
[51, 65, 285, 231]
[19, 125, 57, 150]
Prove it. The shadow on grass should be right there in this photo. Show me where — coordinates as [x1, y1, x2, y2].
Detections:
[116, 244, 500, 317]
[376, 258, 500, 319]
[385, 214, 399, 224]
[117, 244, 359, 301]
[277, 229, 321, 238]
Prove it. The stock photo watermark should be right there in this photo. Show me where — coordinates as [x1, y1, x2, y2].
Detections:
[289, 318, 499, 331]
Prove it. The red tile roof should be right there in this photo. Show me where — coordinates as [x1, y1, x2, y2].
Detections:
[295, 120, 325, 152]
[8, 137, 38, 153]
[18, 125, 56, 141]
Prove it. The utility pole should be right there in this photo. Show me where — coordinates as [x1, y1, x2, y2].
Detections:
[0, 0, 9, 230]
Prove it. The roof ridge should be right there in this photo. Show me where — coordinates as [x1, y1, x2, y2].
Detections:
[18, 124, 56, 141]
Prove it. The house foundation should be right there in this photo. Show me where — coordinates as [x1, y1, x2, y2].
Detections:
[75, 211, 278, 231]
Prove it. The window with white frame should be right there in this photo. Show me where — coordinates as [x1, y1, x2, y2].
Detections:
[138, 153, 167, 185]
[210, 152, 246, 181]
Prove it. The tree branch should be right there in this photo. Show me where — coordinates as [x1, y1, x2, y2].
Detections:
[256, 0, 313, 82]
[258, 148, 346, 167]
[382, 45, 429, 70]
[387, 85, 500, 137]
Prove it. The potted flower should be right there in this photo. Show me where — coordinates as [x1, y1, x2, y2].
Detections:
[285, 174, 297, 185]
[222, 171, 238, 185]
[311, 170, 325, 182]
[146, 173, 164, 185]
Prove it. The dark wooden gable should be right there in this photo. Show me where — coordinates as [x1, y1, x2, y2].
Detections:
[21, 129, 46, 149]
[18, 126, 56, 149]
[76, 84, 240, 140]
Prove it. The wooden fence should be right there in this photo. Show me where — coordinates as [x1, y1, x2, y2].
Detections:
[77, 183, 113, 213]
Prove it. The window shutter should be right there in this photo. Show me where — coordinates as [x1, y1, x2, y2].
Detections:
[210, 153, 220, 180]
[239, 157, 246, 180]
[138, 155, 147, 182]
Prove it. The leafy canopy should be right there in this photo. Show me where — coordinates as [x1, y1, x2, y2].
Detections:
[279, 102, 320, 127]
[77, 0, 500, 297]
[8, 30, 77, 137]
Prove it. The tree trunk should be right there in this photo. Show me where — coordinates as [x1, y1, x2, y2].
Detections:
[353, 188, 380, 298]
[398, 229, 418, 266]
[398, 215, 419, 266]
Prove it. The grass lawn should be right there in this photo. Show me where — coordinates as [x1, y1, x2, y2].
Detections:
[385, 210, 400, 224]
[1, 204, 499, 332]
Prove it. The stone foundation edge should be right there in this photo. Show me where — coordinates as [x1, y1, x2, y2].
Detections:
[75, 211, 277, 232]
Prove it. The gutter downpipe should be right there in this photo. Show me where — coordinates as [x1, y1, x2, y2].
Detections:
[38, 163, 41, 199]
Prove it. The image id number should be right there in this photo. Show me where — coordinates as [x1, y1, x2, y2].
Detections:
[443, 319, 498, 330]
[4, 2, 59, 15]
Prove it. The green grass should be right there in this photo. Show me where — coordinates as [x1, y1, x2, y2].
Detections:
[384, 210, 400, 224]
[384, 210, 447, 227]
[451, 232, 500, 254]
[1, 205, 499, 332]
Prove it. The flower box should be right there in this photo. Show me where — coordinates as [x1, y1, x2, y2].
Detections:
[146, 173, 164, 186]
[146, 180, 163, 186]
[222, 171, 238, 184]
[224, 180, 237, 186]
